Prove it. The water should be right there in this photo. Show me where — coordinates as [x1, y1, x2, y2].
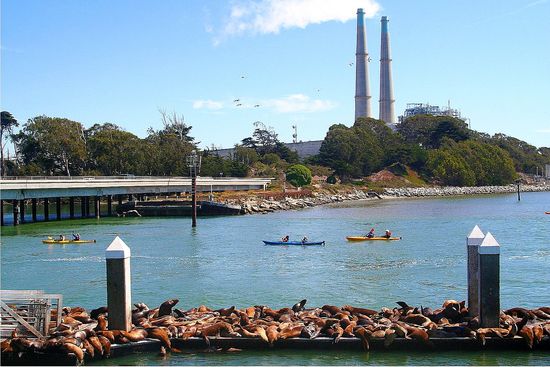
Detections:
[1, 192, 549, 365]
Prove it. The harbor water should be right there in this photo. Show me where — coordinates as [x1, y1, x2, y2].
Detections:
[1, 192, 549, 365]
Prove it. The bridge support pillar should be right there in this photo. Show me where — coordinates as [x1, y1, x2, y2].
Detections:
[85, 197, 90, 217]
[95, 196, 100, 219]
[80, 197, 86, 218]
[32, 199, 37, 222]
[13, 200, 20, 226]
[69, 197, 75, 219]
[1, 200, 4, 226]
[44, 198, 49, 221]
[56, 198, 62, 220]
[107, 195, 112, 216]
[118, 195, 123, 205]
[19, 200, 25, 224]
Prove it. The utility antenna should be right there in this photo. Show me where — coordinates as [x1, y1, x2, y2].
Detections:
[292, 125, 298, 143]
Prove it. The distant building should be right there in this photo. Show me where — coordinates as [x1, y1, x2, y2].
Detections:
[398, 102, 466, 123]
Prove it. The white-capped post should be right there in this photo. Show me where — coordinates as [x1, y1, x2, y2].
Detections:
[477, 232, 500, 327]
[467, 225, 484, 316]
[105, 236, 132, 331]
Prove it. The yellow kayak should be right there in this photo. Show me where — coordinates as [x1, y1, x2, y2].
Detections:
[346, 236, 401, 242]
[42, 239, 96, 244]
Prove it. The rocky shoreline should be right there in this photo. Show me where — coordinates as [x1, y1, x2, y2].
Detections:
[235, 183, 550, 215]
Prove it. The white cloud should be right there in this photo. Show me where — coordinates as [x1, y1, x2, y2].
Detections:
[535, 128, 550, 133]
[262, 94, 335, 113]
[220, 0, 380, 37]
[192, 100, 224, 110]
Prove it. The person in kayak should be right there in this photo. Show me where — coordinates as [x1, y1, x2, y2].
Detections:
[301, 236, 308, 244]
[72, 233, 81, 241]
[281, 235, 289, 242]
[366, 228, 375, 238]
[383, 229, 392, 239]
[58, 234, 65, 241]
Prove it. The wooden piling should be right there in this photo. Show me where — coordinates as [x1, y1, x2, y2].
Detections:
[0, 200, 4, 226]
[467, 225, 484, 317]
[105, 236, 132, 331]
[478, 232, 500, 328]
[107, 195, 112, 216]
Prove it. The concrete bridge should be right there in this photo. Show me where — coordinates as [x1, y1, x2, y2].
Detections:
[0, 176, 272, 225]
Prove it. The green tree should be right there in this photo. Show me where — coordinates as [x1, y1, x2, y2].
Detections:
[86, 123, 145, 175]
[1, 111, 19, 177]
[286, 164, 312, 187]
[13, 116, 86, 176]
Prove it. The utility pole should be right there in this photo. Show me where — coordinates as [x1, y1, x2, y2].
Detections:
[186, 150, 201, 227]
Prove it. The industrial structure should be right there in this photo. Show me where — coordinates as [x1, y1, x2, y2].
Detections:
[398, 102, 465, 123]
[354, 8, 372, 120]
[379, 16, 396, 126]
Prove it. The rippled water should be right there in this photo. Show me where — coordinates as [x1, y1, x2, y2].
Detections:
[1, 192, 549, 365]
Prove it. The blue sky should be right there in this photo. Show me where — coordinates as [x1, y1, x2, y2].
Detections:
[2, 0, 549, 150]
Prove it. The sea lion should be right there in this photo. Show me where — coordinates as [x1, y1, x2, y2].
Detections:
[354, 327, 371, 350]
[95, 315, 107, 331]
[87, 336, 103, 356]
[158, 299, 179, 317]
[321, 305, 342, 316]
[255, 326, 269, 343]
[62, 342, 84, 363]
[384, 328, 397, 347]
[343, 305, 378, 317]
[518, 325, 534, 349]
[279, 324, 304, 339]
[292, 299, 307, 313]
[266, 325, 279, 346]
[301, 323, 321, 339]
[90, 306, 108, 320]
[146, 327, 172, 350]
[81, 339, 95, 358]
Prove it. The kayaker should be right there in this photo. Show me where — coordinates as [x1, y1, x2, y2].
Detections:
[366, 228, 375, 238]
[72, 233, 80, 241]
[58, 234, 65, 241]
[301, 236, 308, 244]
[383, 229, 392, 239]
[282, 235, 289, 242]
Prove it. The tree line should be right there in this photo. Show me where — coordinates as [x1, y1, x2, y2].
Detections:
[2, 110, 549, 187]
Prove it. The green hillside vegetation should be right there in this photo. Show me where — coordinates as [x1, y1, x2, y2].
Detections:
[2, 110, 549, 187]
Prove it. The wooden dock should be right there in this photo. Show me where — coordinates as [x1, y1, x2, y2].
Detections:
[2, 335, 548, 366]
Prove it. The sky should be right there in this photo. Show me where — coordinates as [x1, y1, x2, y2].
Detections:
[1, 0, 549, 151]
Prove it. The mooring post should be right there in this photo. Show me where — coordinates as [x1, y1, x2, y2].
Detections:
[478, 232, 500, 327]
[0, 200, 4, 226]
[107, 195, 112, 216]
[467, 225, 484, 317]
[105, 236, 132, 331]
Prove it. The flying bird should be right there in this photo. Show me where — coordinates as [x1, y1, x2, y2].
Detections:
[241, 75, 246, 79]
[349, 62, 354, 66]
[254, 104, 260, 107]
[236, 103, 243, 107]
[233, 99, 240, 102]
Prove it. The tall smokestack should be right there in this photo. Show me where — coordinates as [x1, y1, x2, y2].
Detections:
[355, 8, 371, 120]
[379, 16, 395, 125]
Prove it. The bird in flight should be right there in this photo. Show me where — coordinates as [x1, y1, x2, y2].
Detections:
[236, 103, 243, 107]
[349, 62, 354, 66]
[254, 104, 260, 107]
[233, 99, 240, 102]
[241, 75, 246, 79]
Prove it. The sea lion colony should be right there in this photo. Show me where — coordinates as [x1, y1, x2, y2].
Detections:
[2, 299, 549, 363]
